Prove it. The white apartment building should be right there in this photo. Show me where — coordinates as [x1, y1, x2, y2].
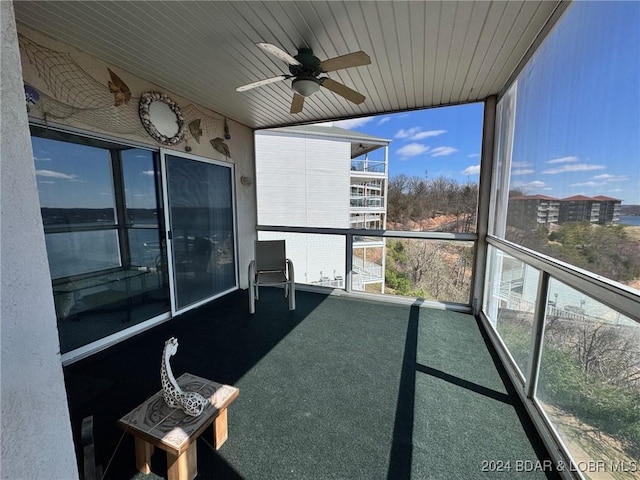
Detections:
[255, 125, 390, 292]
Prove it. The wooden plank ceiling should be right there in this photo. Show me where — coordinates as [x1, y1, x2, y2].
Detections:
[13, 1, 564, 130]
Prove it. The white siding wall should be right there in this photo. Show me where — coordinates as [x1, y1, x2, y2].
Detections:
[304, 137, 350, 228]
[256, 134, 309, 226]
[259, 231, 345, 285]
[256, 131, 350, 228]
[255, 130, 351, 287]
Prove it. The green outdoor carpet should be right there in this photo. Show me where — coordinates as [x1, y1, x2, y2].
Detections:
[63, 288, 559, 479]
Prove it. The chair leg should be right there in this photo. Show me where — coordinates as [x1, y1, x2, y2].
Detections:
[288, 281, 295, 311]
[249, 281, 256, 314]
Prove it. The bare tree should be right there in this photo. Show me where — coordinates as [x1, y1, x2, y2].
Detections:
[546, 318, 640, 389]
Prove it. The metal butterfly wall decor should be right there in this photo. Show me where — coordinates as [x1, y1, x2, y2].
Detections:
[107, 68, 131, 107]
[188, 119, 203, 143]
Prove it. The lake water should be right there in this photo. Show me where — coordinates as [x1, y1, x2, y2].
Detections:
[621, 215, 640, 226]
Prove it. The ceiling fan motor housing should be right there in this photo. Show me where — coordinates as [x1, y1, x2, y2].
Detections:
[289, 48, 323, 77]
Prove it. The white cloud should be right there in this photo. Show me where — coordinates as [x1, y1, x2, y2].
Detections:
[547, 156, 578, 164]
[569, 181, 599, 187]
[395, 127, 446, 141]
[34, 156, 52, 162]
[512, 161, 532, 168]
[592, 174, 628, 182]
[411, 129, 447, 140]
[468, 153, 480, 158]
[512, 169, 535, 176]
[512, 180, 548, 191]
[396, 143, 429, 158]
[395, 127, 421, 139]
[377, 117, 391, 125]
[430, 146, 457, 157]
[542, 163, 606, 174]
[36, 169, 77, 180]
[332, 117, 376, 129]
[142, 170, 155, 176]
[462, 165, 480, 175]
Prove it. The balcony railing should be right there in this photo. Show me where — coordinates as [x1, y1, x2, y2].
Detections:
[483, 238, 640, 473]
[353, 235, 385, 245]
[257, 224, 475, 306]
[350, 159, 386, 175]
[350, 196, 384, 208]
[353, 256, 383, 282]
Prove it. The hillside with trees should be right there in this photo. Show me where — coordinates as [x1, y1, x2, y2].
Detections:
[386, 173, 477, 233]
[507, 221, 640, 288]
[384, 173, 640, 294]
[384, 173, 478, 302]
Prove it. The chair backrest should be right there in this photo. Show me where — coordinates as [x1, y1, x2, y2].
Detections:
[255, 240, 287, 271]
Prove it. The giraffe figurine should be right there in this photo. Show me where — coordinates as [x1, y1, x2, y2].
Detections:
[160, 337, 208, 417]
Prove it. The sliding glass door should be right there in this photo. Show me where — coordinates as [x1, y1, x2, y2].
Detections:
[162, 151, 237, 313]
[30, 127, 238, 356]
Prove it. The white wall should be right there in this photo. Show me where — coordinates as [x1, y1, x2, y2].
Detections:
[1, 2, 79, 478]
[255, 131, 350, 228]
[259, 231, 346, 285]
[256, 133, 309, 226]
[255, 130, 351, 286]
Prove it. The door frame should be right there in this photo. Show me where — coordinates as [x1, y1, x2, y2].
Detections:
[160, 148, 239, 316]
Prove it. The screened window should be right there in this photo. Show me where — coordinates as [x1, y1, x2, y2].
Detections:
[490, 2, 640, 292]
[484, 1, 640, 470]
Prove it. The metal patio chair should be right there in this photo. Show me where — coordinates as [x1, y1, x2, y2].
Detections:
[248, 240, 295, 314]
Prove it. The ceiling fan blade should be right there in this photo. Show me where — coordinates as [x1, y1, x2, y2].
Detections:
[319, 51, 371, 72]
[236, 75, 289, 92]
[290, 93, 305, 114]
[256, 42, 301, 66]
[321, 78, 366, 104]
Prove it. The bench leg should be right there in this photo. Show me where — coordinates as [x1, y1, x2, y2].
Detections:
[213, 408, 228, 449]
[167, 442, 197, 480]
[134, 437, 154, 474]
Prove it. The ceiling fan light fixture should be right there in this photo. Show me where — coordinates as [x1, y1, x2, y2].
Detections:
[292, 77, 321, 97]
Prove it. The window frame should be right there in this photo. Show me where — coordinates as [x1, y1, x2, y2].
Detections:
[30, 125, 164, 283]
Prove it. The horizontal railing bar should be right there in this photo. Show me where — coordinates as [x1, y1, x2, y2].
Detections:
[257, 225, 477, 241]
[488, 236, 640, 324]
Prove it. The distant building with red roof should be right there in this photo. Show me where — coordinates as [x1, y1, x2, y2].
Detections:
[508, 194, 621, 228]
[559, 195, 621, 224]
[592, 196, 622, 224]
[507, 194, 560, 229]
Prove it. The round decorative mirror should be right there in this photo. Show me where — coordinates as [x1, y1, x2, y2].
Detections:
[139, 92, 185, 145]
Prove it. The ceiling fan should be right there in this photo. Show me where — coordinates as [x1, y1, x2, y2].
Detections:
[236, 43, 371, 114]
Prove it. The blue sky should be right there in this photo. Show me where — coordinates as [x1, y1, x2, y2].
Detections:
[330, 1, 640, 205]
[331, 103, 484, 182]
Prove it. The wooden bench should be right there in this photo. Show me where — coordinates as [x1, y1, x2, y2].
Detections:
[118, 373, 239, 480]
